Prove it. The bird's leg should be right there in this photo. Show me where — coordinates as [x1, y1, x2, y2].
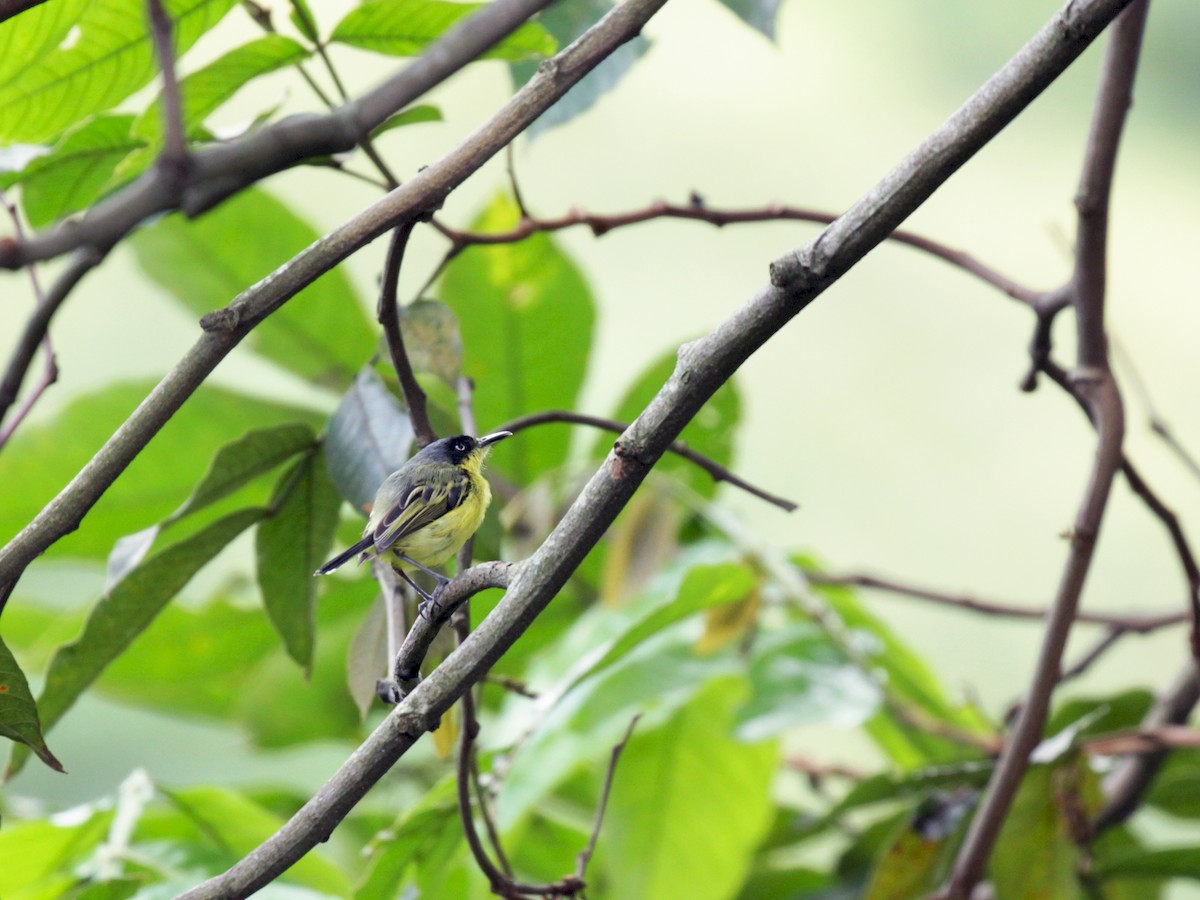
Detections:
[395, 556, 452, 621]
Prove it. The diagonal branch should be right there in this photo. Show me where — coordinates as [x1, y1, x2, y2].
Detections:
[174, 1, 1138, 893]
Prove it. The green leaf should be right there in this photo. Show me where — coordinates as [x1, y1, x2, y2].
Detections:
[130, 187, 374, 386]
[0, 809, 114, 897]
[16, 114, 145, 228]
[1097, 847, 1200, 880]
[132, 35, 310, 144]
[0, 0, 90, 90]
[255, 447, 344, 670]
[0, 382, 319, 562]
[370, 104, 443, 139]
[99, 598, 280, 720]
[63, 877, 145, 900]
[162, 786, 352, 895]
[1145, 751, 1200, 819]
[990, 760, 1098, 899]
[602, 680, 777, 900]
[400, 298, 463, 384]
[356, 777, 464, 898]
[736, 622, 880, 741]
[510, 0, 648, 137]
[324, 367, 414, 514]
[862, 793, 973, 899]
[496, 629, 742, 828]
[0, 0, 240, 144]
[0, 633, 63, 772]
[798, 553, 991, 766]
[1046, 690, 1153, 738]
[718, 0, 785, 40]
[171, 422, 317, 522]
[597, 347, 741, 500]
[330, 0, 555, 61]
[7, 508, 263, 778]
[233, 594, 369, 746]
[574, 562, 756, 689]
[440, 194, 595, 480]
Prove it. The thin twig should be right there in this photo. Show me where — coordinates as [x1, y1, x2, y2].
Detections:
[498, 409, 798, 512]
[289, 0, 403, 190]
[0, 191, 58, 446]
[437, 199, 1044, 307]
[804, 569, 1186, 633]
[146, 0, 188, 174]
[378, 222, 438, 447]
[1040, 359, 1200, 655]
[1085, 724, 1200, 756]
[1113, 338, 1200, 481]
[505, 143, 531, 218]
[1058, 628, 1125, 683]
[575, 713, 640, 882]
[484, 674, 539, 699]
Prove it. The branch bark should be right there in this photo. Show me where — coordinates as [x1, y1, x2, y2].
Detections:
[174, 1, 1137, 893]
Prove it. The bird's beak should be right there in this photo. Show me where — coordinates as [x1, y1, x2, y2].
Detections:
[477, 431, 513, 447]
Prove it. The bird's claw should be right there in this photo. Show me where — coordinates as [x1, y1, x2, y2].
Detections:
[417, 588, 446, 622]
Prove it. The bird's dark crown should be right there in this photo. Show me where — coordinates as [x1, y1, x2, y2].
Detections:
[417, 435, 479, 466]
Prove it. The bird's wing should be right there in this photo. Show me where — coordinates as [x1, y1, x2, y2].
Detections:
[372, 471, 472, 553]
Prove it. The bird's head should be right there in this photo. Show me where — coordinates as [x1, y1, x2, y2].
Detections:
[419, 431, 512, 474]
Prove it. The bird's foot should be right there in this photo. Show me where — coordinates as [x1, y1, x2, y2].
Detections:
[417, 582, 448, 622]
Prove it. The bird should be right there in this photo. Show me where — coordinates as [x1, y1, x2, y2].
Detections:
[314, 431, 512, 617]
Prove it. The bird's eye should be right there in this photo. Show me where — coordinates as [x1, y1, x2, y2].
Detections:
[454, 442, 467, 452]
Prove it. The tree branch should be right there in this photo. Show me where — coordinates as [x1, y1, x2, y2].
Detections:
[943, 4, 1145, 893]
[0, 0, 671, 614]
[497, 409, 798, 511]
[0, 0, 560, 270]
[805, 569, 1185, 633]
[173, 1, 1138, 893]
[377, 222, 438, 447]
[146, 0, 187, 173]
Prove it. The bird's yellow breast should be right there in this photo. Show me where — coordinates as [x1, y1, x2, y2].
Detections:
[387, 470, 491, 571]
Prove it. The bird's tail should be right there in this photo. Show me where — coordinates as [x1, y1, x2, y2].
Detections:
[314, 535, 374, 575]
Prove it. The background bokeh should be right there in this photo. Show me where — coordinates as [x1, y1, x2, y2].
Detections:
[4, 0, 1199, 880]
